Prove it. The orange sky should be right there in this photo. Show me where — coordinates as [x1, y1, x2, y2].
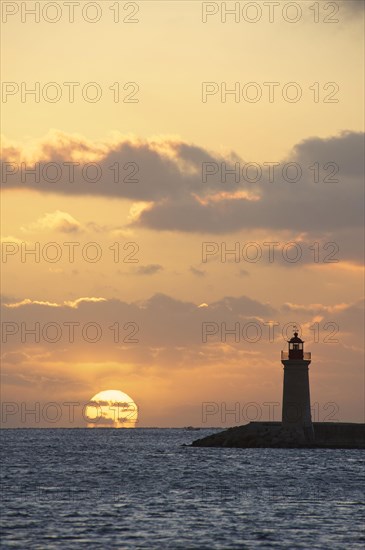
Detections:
[1, 1, 364, 427]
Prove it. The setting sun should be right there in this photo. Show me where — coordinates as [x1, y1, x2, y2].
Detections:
[85, 389, 138, 428]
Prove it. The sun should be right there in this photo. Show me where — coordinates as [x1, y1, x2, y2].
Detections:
[85, 389, 138, 428]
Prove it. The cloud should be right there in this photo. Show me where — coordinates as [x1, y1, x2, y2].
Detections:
[2, 130, 215, 201]
[281, 301, 356, 316]
[64, 297, 107, 308]
[190, 266, 206, 277]
[86, 222, 134, 239]
[5, 298, 60, 308]
[21, 210, 82, 234]
[1, 351, 31, 364]
[1, 293, 363, 426]
[136, 131, 364, 234]
[1, 292, 363, 376]
[1, 236, 23, 243]
[135, 264, 163, 275]
[0, 292, 277, 360]
[209, 295, 275, 317]
[340, 0, 365, 14]
[2, 132, 364, 255]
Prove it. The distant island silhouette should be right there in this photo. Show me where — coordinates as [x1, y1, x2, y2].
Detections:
[192, 331, 365, 449]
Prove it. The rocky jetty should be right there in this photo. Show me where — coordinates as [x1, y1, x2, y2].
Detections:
[191, 421, 365, 449]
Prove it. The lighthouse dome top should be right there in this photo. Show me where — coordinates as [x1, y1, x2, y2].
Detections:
[288, 331, 304, 344]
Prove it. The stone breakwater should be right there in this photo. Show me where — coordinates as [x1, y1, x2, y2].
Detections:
[191, 422, 365, 449]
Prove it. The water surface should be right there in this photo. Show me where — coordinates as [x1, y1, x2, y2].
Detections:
[1, 429, 364, 548]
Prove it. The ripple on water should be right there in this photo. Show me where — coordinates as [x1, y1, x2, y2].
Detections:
[1, 429, 364, 549]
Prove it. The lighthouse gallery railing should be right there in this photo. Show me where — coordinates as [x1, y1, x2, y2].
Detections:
[281, 351, 311, 360]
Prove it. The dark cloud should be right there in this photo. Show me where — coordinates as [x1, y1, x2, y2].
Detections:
[0, 292, 277, 359]
[2, 135, 223, 201]
[135, 264, 163, 275]
[292, 131, 364, 178]
[340, 0, 365, 14]
[190, 266, 206, 277]
[209, 295, 275, 317]
[281, 298, 364, 317]
[137, 132, 364, 234]
[2, 132, 364, 247]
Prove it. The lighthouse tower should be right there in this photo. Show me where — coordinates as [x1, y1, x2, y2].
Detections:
[281, 330, 313, 435]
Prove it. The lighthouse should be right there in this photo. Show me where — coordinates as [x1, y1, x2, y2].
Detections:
[193, 327, 365, 448]
[281, 330, 313, 437]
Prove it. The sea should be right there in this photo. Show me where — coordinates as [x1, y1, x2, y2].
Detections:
[1, 428, 364, 549]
